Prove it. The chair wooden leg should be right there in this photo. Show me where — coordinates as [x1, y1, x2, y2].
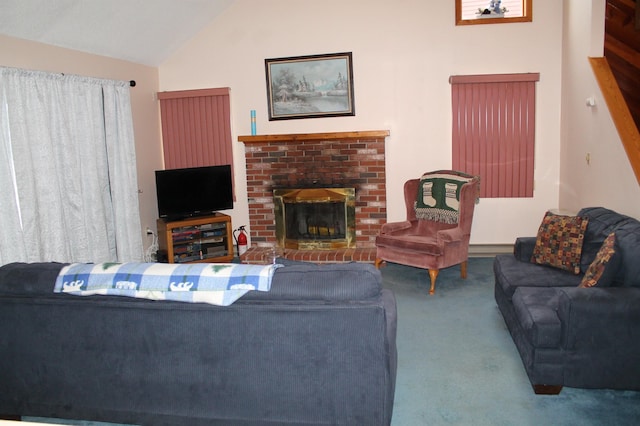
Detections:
[374, 258, 385, 269]
[460, 260, 468, 279]
[428, 269, 439, 295]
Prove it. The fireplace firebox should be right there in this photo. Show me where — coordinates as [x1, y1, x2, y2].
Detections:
[274, 188, 356, 250]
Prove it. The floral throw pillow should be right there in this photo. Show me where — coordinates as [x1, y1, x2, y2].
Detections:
[579, 233, 619, 288]
[531, 211, 588, 274]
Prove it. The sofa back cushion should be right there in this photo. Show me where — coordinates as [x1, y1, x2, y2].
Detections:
[611, 220, 640, 287]
[0, 262, 67, 296]
[577, 207, 637, 273]
[0, 261, 383, 303]
[578, 207, 640, 287]
[241, 262, 382, 301]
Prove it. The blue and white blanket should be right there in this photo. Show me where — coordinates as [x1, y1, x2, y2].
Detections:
[54, 262, 281, 306]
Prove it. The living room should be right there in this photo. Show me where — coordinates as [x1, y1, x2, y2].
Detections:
[2, 0, 638, 256]
[1, 1, 640, 424]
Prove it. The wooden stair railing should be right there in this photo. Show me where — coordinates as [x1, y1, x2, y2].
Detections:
[605, 0, 640, 129]
[590, 56, 640, 185]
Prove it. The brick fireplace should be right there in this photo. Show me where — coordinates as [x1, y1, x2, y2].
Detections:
[238, 130, 389, 263]
[274, 187, 356, 250]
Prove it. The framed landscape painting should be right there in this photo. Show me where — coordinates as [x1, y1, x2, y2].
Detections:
[265, 52, 355, 120]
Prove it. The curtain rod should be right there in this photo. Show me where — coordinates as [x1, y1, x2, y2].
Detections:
[58, 72, 135, 87]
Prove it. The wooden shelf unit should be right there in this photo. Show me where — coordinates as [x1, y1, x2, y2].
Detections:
[157, 213, 234, 263]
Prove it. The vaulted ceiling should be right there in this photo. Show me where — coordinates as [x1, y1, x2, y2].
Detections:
[0, 0, 232, 66]
[2, 0, 639, 129]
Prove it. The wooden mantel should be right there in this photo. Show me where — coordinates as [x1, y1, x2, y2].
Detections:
[238, 130, 390, 144]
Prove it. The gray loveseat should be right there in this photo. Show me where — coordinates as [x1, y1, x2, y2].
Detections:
[494, 207, 640, 394]
[0, 261, 397, 425]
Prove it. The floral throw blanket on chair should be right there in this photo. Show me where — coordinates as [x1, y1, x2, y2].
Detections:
[414, 170, 478, 224]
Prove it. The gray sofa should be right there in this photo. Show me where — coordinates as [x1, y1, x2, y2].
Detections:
[0, 261, 397, 425]
[494, 207, 640, 394]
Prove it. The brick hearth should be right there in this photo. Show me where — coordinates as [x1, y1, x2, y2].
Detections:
[240, 246, 378, 264]
[238, 130, 389, 263]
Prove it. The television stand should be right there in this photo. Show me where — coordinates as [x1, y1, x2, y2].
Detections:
[157, 213, 234, 263]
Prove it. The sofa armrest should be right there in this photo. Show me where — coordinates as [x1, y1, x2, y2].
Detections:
[554, 287, 640, 389]
[513, 237, 536, 262]
[557, 287, 640, 351]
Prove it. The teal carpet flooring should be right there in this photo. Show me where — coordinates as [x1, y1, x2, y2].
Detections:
[383, 257, 640, 426]
[24, 257, 640, 425]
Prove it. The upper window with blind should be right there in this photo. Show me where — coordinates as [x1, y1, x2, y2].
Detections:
[455, 0, 532, 25]
[450, 73, 540, 198]
[157, 87, 233, 171]
[157, 87, 235, 199]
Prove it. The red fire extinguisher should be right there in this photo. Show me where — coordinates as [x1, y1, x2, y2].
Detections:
[233, 225, 248, 256]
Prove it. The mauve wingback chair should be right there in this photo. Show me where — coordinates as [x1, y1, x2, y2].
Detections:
[375, 170, 480, 295]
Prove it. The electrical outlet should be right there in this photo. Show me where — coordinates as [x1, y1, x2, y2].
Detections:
[146, 227, 153, 235]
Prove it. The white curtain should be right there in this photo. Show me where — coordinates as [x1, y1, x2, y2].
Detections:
[0, 67, 143, 264]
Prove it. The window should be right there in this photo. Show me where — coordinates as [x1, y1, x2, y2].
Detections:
[157, 87, 233, 170]
[456, 0, 532, 25]
[450, 73, 540, 198]
[0, 67, 143, 263]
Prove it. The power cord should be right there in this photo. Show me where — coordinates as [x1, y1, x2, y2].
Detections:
[144, 230, 158, 262]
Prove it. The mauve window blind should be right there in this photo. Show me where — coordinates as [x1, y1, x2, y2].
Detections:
[450, 73, 540, 198]
[158, 87, 233, 171]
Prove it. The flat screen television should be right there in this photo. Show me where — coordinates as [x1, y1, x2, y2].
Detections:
[155, 165, 233, 220]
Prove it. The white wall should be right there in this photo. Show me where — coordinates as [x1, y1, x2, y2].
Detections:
[560, 0, 640, 219]
[159, 0, 565, 245]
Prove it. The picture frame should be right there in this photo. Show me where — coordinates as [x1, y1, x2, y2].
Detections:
[265, 52, 355, 120]
[455, 0, 532, 26]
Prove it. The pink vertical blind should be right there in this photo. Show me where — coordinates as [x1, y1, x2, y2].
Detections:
[157, 87, 233, 170]
[450, 73, 540, 198]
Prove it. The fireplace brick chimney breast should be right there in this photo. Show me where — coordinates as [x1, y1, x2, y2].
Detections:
[239, 130, 389, 261]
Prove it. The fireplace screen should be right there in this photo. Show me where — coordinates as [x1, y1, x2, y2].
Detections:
[274, 188, 356, 249]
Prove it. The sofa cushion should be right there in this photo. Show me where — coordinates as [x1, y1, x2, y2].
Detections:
[494, 254, 582, 300]
[0, 262, 67, 296]
[579, 233, 620, 288]
[240, 261, 382, 301]
[531, 211, 588, 274]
